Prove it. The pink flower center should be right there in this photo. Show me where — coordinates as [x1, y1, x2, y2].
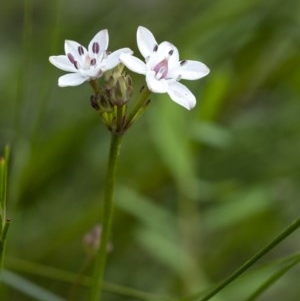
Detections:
[153, 59, 168, 80]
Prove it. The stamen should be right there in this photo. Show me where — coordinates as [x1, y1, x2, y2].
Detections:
[91, 58, 97, 66]
[180, 60, 187, 66]
[154, 59, 168, 79]
[68, 53, 80, 69]
[168, 49, 174, 56]
[78, 46, 84, 55]
[67, 53, 76, 64]
[92, 42, 100, 54]
[153, 44, 158, 52]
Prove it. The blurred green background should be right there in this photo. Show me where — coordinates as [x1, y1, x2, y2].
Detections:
[0, 0, 300, 300]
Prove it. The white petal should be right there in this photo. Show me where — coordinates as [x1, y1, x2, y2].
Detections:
[104, 48, 133, 70]
[80, 67, 102, 78]
[120, 53, 147, 74]
[158, 42, 179, 60]
[166, 44, 179, 64]
[167, 81, 196, 110]
[49, 55, 77, 72]
[146, 71, 168, 93]
[64, 40, 87, 62]
[58, 73, 88, 87]
[147, 41, 179, 71]
[177, 60, 210, 80]
[137, 26, 157, 59]
[88, 29, 109, 54]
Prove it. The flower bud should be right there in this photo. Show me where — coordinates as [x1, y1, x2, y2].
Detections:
[83, 224, 113, 256]
[104, 65, 133, 106]
[90, 94, 113, 112]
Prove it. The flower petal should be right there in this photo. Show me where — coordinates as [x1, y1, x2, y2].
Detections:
[58, 73, 88, 87]
[120, 53, 147, 74]
[166, 43, 179, 64]
[158, 42, 179, 60]
[137, 26, 158, 59]
[49, 55, 77, 72]
[64, 40, 87, 63]
[146, 71, 168, 93]
[104, 48, 133, 70]
[79, 67, 102, 79]
[175, 60, 210, 80]
[88, 29, 109, 54]
[167, 81, 196, 110]
[147, 41, 180, 73]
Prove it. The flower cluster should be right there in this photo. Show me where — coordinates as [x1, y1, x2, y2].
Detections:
[49, 29, 132, 87]
[49, 26, 209, 112]
[120, 26, 210, 110]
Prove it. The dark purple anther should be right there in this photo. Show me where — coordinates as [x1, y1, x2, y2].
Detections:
[153, 44, 158, 52]
[92, 42, 100, 54]
[68, 53, 80, 69]
[91, 58, 97, 66]
[180, 60, 187, 66]
[67, 53, 75, 64]
[78, 46, 84, 55]
[168, 49, 174, 56]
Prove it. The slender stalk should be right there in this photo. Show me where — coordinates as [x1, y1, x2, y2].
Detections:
[125, 87, 151, 129]
[116, 104, 125, 133]
[190, 216, 300, 301]
[5, 257, 175, 301]
[90, 133, 123, 301]
[0, 146, 10, 271]
[0, 148, 9, 226]
[242, 255, 300, 301]
[0, 221, 11, 271]
[0, 158, 6, 229]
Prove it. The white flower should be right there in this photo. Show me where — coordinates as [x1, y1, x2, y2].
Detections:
[49, 29, 132, 87]
[120, 26, 210, 110]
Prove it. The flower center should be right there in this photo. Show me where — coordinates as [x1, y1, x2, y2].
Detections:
[82, 56, 95, 70]
[67, 44, 101, 71]
[153, 59, 168, 80]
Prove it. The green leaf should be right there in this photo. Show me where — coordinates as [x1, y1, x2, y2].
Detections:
[242, 253, 300, 301]
[0, 270, 66, 301]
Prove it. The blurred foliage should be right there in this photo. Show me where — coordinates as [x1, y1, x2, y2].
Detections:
[0, 0, 300, 300]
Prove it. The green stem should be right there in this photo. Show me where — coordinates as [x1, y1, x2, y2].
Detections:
[90, 133, 123, 301]
[89, 80, 101, 94]
[0, 146, 10, 272]
[243, 254, 300, 301]
[190, 216, 300, 301]
[5, 257, 175, 301]
[116, 104, 125, 134]
[0, 146, 9, 226]
[0, 221, 11, 271]
[126, 87, 151, 129]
